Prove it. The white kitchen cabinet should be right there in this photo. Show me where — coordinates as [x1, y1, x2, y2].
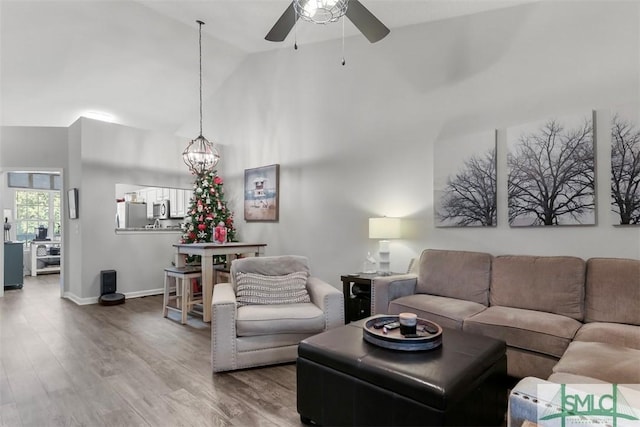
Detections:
[184, 190, 192, 215]
[142, 188, 157, 218]
[159, 188, 170, 201]
[169, 189, 183, 218]
[169, 189, 177, 217]
[168, 188, 190, 218]
[176, 189, 185, 217]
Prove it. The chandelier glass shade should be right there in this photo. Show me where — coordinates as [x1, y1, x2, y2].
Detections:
[183, 20, 220, 175]
[293, 0, 349, 24]
[183, 135, 220, 175]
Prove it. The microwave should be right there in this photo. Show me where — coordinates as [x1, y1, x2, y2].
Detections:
[153, 200, 170, 219]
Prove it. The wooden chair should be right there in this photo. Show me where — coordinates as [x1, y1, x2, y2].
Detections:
[163, 266, 203, 324]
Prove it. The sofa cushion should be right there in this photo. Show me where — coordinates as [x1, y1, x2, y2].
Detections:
[547, 372, 608, 384]
[490, 255, 585, 320]
[236, 333, 312, 352]
[552, 341, 640, 384]
[585, 257, 640, 325]
[463, 306, 581, 358]
[574, 322, 640, 350]
[235, 271, 310, 306]
[416, 249, 492, 306]
[236, 303, 325, 337]
[388, 294, 487, 330]
[231, 255, 310, 291]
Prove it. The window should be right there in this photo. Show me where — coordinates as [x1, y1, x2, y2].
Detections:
[8, 172, 60, 190]
[14, 190, 61, 244]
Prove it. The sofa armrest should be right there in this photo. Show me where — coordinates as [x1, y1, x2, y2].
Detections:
[508, 377, 548, 427]
[371, 274, 417, 315]
[510, 376, 640, 427]
[211, 282, 237, 372]
[307, 276, 345, 329]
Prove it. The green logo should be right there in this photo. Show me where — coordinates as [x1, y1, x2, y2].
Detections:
[539, 384, 639, 427]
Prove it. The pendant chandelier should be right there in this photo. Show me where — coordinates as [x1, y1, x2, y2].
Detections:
[293, 0, 349, 24]
[183, 20, 220, 175]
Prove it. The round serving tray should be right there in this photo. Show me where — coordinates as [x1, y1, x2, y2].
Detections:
[363, 315, 443, 351]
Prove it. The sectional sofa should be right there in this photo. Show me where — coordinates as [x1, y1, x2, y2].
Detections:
[371, 249, 640, 426]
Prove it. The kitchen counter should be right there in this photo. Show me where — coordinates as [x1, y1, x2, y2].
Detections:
[115, 227, 182, 234]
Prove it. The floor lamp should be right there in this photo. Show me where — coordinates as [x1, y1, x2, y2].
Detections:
[369, 217, 401, 276]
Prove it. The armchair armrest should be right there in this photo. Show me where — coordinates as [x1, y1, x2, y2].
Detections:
[211, 282, 237, 372]
[371, 274, 417, 315]
[306, 276, 344, 329]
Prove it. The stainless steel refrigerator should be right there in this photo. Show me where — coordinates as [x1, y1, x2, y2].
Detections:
[116, 202, 148, 228]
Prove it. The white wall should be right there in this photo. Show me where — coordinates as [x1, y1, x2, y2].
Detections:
[207, 1, 640, 286]
[65, 118, 193, 302]
[0, 126, 68, 297]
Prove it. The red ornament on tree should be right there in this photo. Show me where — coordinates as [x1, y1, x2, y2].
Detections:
[198, 223, 206, 231]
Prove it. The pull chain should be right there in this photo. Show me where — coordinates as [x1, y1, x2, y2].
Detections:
[341, 17, 346, 66]
[294, 14, 298, 50]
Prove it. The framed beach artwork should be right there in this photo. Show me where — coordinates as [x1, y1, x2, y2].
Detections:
[507, 111, 595, 227]
[434, 130, 497, 227]
[244, 164, 279, 222]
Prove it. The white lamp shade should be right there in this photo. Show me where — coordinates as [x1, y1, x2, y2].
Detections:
[369, 217, 402, 239]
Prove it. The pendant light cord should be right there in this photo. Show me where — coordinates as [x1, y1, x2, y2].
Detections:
[197, 20, 204, 136]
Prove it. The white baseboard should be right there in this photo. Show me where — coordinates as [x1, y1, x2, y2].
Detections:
[124, 288, 164, 299]
[63, 292, 99, 305]
[63, 288, 163, 305]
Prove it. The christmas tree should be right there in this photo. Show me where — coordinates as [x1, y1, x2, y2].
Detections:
[181, 170, 237, 263]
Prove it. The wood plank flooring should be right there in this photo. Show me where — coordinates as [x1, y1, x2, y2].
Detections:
[0, 275, 301, 427]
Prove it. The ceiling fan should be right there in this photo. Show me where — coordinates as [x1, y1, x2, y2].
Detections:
[265, 0, 390, 44]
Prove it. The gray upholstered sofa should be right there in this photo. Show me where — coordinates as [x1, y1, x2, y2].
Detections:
[371, 249, 640, 426]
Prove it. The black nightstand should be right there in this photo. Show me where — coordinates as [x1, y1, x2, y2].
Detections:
[340, 274, 376, 323]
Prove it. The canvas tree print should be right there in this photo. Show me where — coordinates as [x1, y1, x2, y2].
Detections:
[507, 112, 595, 226]
[611, 108, 640, 225]
[435, 130, 497, 227]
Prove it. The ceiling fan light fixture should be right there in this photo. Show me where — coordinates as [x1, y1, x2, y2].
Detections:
[294, 0, 349, 24]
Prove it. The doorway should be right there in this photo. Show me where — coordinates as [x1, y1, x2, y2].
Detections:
[1, 169, 64, 299]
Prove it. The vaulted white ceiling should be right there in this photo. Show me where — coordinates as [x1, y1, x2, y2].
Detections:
[0, 0, 534, 134]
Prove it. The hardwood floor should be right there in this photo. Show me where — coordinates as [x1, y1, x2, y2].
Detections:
[0, 275, 301, 427]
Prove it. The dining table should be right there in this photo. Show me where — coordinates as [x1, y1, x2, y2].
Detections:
[173, 242, 267, 322]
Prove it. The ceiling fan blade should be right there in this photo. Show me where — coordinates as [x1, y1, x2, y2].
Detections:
[265, 2, 298, 42]
[345, 0, 390, 43]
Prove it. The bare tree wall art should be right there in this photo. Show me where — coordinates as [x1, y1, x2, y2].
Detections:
[435, 131, 497, 227]
[507, 113, 595, 226]
[611, 109, 640, 225]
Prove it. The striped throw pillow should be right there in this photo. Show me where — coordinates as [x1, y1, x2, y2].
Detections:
[236, 271, 310, 306]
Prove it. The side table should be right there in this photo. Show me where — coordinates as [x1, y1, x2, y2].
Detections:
[341, 273, 402, 323]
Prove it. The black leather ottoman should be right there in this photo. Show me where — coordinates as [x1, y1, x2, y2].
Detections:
[297, 319, 507, 426]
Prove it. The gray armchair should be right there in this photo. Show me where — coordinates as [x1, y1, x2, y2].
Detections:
[211, 255, 344, 372]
